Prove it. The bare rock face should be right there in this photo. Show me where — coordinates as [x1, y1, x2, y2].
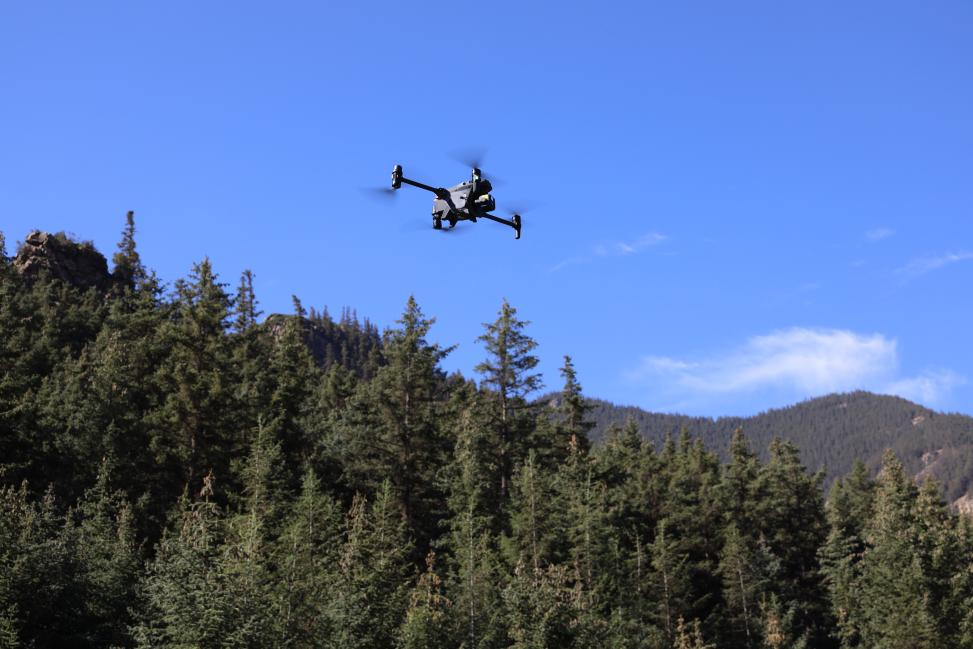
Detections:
[955, 493, 973, 518]
[13, 230, 111, 290]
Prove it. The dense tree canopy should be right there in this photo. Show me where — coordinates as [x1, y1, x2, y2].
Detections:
[1, 221, 972, 648]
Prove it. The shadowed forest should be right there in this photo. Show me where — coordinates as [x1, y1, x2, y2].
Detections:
[1, 217, 972, 648]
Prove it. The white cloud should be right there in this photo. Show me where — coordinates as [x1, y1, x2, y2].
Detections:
[550, 232, 666, 271]
[627, 328, 963, 410]
[629, 328, 897, 394]
[897, 251, 973, 279]
[866, 227, 895, 241]
[886, 370, 966, 405]
[609, 232, 667, 256]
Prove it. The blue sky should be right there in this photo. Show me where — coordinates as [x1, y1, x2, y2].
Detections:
[2, 2, 971, 416]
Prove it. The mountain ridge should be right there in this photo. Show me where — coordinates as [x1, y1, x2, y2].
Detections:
[571, 390, 973, 505]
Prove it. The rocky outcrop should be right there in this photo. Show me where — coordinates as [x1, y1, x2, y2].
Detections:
[13, 230, 111, 290]
[954, 493, 973, 518]
[262, 313, 382, 378]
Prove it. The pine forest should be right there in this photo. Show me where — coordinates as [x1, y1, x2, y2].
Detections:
[2, 217, 972, 649]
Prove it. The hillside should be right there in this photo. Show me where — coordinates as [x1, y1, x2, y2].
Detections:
[579, 391, 973, 503]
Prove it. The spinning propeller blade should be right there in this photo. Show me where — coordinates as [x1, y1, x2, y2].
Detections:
[502, 202, 538, 216]
[361, 187, 398, 201]
[449, 147, 504, 185]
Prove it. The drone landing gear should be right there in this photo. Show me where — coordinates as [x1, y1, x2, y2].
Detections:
[433, 215, 442, 230]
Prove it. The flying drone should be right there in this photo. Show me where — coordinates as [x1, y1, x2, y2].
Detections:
[388, 164, 522, 239]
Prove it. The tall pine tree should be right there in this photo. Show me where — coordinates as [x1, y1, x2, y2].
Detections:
[475, 299, 542, 504]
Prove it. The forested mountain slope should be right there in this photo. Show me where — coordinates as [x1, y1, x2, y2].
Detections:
[575, 393, 973, 504]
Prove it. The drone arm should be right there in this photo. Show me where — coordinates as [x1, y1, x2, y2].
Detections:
[481, 212, 522, 239]
[479, 213, 515, 227]
[400, 177, 449, 199]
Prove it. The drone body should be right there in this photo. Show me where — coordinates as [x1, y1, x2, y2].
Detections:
[391, 165, 522, 239]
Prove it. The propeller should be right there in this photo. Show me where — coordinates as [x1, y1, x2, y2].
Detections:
[449, 147, 504, 185]
[502, 200, 539, 215]
[361, 187, 398, 201]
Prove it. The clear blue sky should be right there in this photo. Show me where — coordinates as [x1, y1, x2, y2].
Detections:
[2, 2, 971, 416]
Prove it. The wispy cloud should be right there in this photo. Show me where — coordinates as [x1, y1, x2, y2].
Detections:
[897, 251, 973, 279]
[548, 256, 589, 272]
[886, 370, 966, 405]
[626, 327, 963, 411]
[550, 231, 666, 271]
[866, 227, 895, 241]
[600, 232, 667, 256]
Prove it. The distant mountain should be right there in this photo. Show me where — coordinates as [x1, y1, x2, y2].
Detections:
[574, 391, 973, 506]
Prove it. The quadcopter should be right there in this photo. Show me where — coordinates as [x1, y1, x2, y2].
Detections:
[389, 164, 522, 239]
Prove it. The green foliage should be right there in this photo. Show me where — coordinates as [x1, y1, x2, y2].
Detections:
[338, 296, 452, 556]
[0, 471, 138, 648]
[273, 469, 343, 647]
[555, 355, 595, 455]
[476, 299, 542, 502]
[112, 210, 146, 288]
[3, 222, 973, 649]
[328, 483, 412, 649]
[503, 563, 576, 649]
[151, 258, 240, 500]
[132, 493, 276, 648]
[506, 452, 566, 571]
[399, 552, 453, 649]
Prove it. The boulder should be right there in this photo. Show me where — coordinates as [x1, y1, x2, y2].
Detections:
[13, 230, 111, 290]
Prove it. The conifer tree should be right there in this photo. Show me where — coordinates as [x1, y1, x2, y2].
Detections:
[557, 440, 613, 612]
[719, 522, 776, 648]
[956, 515, 973, 648]
[556, 355, 595, 455]
[658, 433, 723, 634]
[819, 460, 875, 648]
[720, 429, 762, 533]
[112, 210, 146, 288]
[33, 256, 169, 503]
[675, 616, 715, 649]
[329, 482, 412, 649]
[475, 299, 542, 502]
[818, 525, 861, 648]
[914, 478, 966, 644]
[231, 269, 273, 454]
[151, 258, 238, 496]
[442, 381, 509, 649]
[753, 438, 830, 646]
[399, 552, 453, 648]
[233, 268, 261, 332]
[504, 563, 576, 649]
[339, 296, 451, 554]
[0, 484, 84, 647]
[133, 489, 275, 648]
[265, 303, 319, 489]
[0, 252, 110, 493]
[231, 420, 288, 549]
[71, 460, 141, 646]
[273, 469, 343, 647]
[599, 418, 661, 635]
[855, 451, 937, 649]
[648, 518, 691, 643]
[507, 452, 566, 571]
